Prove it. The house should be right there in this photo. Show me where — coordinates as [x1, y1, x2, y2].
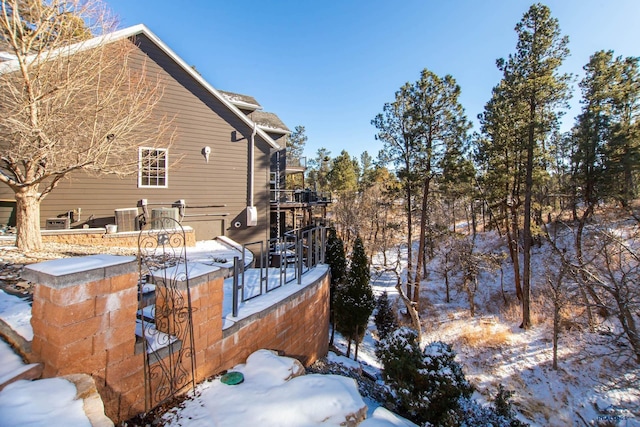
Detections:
[216, 91, 332, 238]
[0, 24, 293, 249]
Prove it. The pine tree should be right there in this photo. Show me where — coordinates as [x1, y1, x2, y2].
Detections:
[376, 328, 473, 426]
[335, 236, 375, 359]
[327, 149, 359, 194]
[604, 55, 640, 206]
[325, 227, 346, 346]
[374, 291, 397, 341]
[477, 3, 571, 329]
[421, 341, 474, 424]
[285, 125, 307, 189]
[306, 147, 331, 192]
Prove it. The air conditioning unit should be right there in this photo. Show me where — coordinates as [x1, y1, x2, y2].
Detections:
[114, 208, 139, 232]
[151, 207, 180, 229]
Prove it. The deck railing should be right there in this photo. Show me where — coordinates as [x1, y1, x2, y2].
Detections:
[270, 189, 332, 204]
[231, 226, 326, 317]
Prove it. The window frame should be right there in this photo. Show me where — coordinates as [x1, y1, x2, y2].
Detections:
[138, 147, 169, 188]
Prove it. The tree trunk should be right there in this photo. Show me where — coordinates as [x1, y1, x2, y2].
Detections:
[329, 310, 336, 346]
[506, 204, 523, 301]
[414, 175, 431, 304]
[500, 266, 507, 304]
[14, 186, 43, 251]
[466, 278, 475, 317]
[452, 200, 456, 233]
[354, 325, 359, 361]
[575, 211, 596, 331]
[614, 292, 640, 363]
[522, 114, 534, 330]
[470, 199, 477, 239]
[444, 252, 450, 303]
[553, 298, 559, 370]
[405, 181, 414, 298]
[394, 274, 421, 342]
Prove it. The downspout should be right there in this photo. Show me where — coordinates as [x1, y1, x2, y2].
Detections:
[249, 123, 256, 208]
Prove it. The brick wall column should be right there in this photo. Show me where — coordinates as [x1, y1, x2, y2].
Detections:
[151, 265, 226, 383]
[24, 254, 143, 422]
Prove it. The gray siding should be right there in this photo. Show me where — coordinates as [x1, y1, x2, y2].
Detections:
[0, 35, 273, 247]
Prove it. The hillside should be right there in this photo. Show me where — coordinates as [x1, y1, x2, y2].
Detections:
[359, 214, 640, 426]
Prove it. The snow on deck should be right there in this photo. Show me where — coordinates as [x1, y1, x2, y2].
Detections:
[222, 265, 328, 330]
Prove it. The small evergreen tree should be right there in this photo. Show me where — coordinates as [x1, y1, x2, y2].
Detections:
[325, 227, 347, 346]
[483, 384, 528, 427]
[421, 341, 474, 424]
[455, 394, 529, 427]
[376, 327, 474, 426]
[335, 236, 375, 359]
[374, 291, 397, 341]
[375, 327, 423, 393]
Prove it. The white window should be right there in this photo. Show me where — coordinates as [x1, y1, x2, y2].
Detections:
[138, 147, 168, 188]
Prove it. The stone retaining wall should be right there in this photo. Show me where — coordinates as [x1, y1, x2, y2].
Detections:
[40, 227, 197, 247]
[24, 255, 329, 422]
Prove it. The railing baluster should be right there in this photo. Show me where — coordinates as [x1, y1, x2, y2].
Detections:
[232, 256, 239, 317]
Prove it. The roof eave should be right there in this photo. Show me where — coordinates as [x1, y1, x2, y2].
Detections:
[0, 23, 282, 151]
[129, 26, 281, 150]
[258, 125, 290, 135]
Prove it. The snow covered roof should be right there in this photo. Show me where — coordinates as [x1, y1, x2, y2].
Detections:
[218, 90, 262, 111]
[251, 111, 291, 134]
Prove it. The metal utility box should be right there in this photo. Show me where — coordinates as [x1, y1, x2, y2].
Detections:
[246, 206, 258, 227]
[46, 218, 70, 230]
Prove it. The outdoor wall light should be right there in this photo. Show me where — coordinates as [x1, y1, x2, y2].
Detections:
[202, 146, 211, 163]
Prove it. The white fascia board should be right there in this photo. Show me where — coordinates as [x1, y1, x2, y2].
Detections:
[258, 124, 290, 135]
[0, 24, 147, 74]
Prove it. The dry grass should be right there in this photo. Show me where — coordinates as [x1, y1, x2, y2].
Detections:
[500, 293, 556, 327]
[449, 320, 513, 349]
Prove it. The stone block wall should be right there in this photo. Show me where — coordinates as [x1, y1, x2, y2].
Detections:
[25, 255, 329, 423]
[25, 255, 145, 421]
[219, 276, 330, 368]
[41, 227, 196, 247]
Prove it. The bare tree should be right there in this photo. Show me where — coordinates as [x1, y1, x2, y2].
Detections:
[543, 252, 573, 370]
[450, 236, 482, 317]
[433, 232, 456, 304]
[0, 0, 174, 250]
[579, 226, 640, 363]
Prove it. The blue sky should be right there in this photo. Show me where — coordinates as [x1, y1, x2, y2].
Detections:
[106, 0, 640, 161]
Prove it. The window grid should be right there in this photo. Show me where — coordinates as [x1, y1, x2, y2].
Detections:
[139, 148, 168, 188]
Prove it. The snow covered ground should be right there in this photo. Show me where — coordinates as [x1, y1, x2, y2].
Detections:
[365, 229, 640, 427]
[0, 376, 91, 427]
[161, 349, 416, 427]
[0, 239, 413, 426]
[1, 229, 639, 426]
